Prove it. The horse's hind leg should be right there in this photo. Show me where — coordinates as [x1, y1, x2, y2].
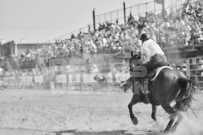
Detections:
[161, 104, 176, 132]
[170, 112, 183, 132]
[128, 94, 141, 125]
[151, 105, 157, 121]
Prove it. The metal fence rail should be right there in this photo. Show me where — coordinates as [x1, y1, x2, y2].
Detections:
[1, 72, 130, 92]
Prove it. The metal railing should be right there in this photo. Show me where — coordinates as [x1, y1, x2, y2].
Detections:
[45, 0, 189, 43]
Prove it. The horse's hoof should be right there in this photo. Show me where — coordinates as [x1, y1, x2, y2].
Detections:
[151, 115, 157, 122]
[132, 117, 138, 125]
[164, 127, 171, 133]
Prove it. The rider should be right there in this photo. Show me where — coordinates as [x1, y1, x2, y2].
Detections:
[138, 33, 168, 73]
[122, 33, 168, 103]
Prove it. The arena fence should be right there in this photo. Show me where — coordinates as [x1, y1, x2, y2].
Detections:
[2, 58, 203, 92]
[1, 71, 130, 92]
[188, 57, 203, 89]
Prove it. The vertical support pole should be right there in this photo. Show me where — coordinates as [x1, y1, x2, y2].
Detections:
[92, 8, 96, 31]
[145, 3, 148, 13]
[162, 0, 165, 13]
[123, 2, 126, 24]
[154, 0, 156, 13]
[171, 0, 172, 12]
[117, 10, 119, 22]
[162, 0, 165, 20]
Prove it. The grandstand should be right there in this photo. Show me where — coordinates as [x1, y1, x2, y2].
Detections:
[0, 0, 203, 90]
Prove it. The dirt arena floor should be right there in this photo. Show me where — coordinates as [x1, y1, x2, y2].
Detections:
[0, 89, 202, 135]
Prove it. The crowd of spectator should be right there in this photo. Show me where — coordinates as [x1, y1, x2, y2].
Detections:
[21, 0, 202, 59]
[0, 0, 203, 73]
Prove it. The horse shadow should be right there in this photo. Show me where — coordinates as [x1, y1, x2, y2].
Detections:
[54, 129, 160, 135]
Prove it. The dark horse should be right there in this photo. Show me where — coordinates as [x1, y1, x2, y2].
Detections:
[121, 66, 194, 133]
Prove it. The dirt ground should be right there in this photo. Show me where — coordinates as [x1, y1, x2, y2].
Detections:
[0, 89, 202, 135]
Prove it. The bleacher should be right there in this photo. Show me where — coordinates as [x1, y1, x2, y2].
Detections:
[0, 0, 203, 90]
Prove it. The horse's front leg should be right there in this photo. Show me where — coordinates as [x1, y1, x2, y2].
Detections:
[151, 105, 157, 121]
[128, 94, 141, 125]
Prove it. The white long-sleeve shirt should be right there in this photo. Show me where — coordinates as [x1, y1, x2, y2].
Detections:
[141, 39, 164, 63]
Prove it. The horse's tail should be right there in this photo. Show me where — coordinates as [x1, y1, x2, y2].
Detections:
[176, 77, 194, 111]
[178, 77, 191, 89]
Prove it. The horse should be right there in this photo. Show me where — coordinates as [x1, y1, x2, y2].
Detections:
[121, 66, 195, 133]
